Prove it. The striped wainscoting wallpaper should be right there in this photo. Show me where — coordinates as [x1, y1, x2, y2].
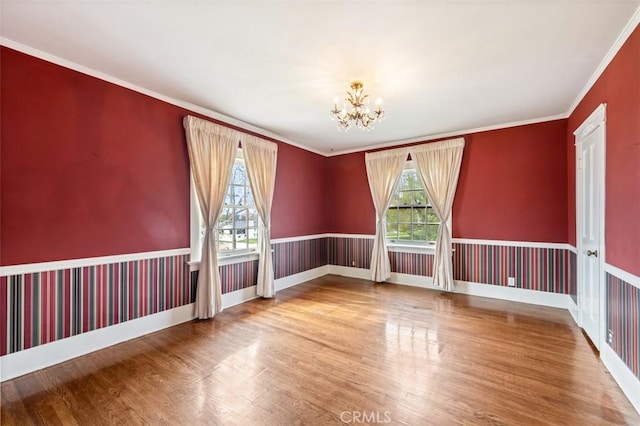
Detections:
[190, 239, 328, 294]
[389, 251, 434, 277]
[606, 272, 639, 380]
[273, 238, 327, 279]
[0, 254, 190, 356]
[0, 237, 581, 358]
[221, 259, 258, 293]
[326, 237, 572, 294]
[453, 243, 571, 293]
[327, 237, 373, 269]
[326, 237, 433, 276]
[190, 259, 259, 296]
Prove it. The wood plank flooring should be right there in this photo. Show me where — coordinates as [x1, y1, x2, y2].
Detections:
[2, 275, 638, 425]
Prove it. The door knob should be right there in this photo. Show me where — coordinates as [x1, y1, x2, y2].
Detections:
[587, 249, 598, 257]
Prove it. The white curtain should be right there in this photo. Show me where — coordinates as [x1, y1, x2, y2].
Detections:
[183, 116, 238, 319]
[365, 147, 410, 282]
[242, 135, 278, 298]
[410, 137, 465, 291]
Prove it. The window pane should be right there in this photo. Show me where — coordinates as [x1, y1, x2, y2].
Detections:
[384, 165, 445, 246]
[398, 173, 411, 191]
[426, 209, 440, 224]
[412, 224, 427, 241]
[386, 208, 398, 224]
[413, 207, 426, 223]
[224, 186, 233, 205]
[248, 228, 258, 249]
[235, 208, 247, 229]
[389, 192, 400, 207]
[246, 185, 254, 206]
[414, 190, 427, 205]
[408, 172, 421, 190]
[386, 225, 399, 240]
[426, 224, 439, 242]
[229, 185, 244, 205]
[219, 207, 233, 229]
[398, 223, 412, 241]
[397, 190, 412, 206]
[203, 152, 261, 255]
[219, 229, 234, 252]
[248, 209, 258, 228]
[386, 209, 398, 239]
[232, 163, 246, 185]
[235, 229, 248, 250]
[398, 208, 411, 223]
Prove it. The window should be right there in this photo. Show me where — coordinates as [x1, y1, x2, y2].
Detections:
[192, 149, 258, 260]
[386, 163, 440, 244]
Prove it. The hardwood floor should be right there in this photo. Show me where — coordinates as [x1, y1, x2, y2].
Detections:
[2, 275, 638, 425]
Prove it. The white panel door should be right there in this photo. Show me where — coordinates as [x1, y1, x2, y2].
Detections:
[578, 123, 604, 349]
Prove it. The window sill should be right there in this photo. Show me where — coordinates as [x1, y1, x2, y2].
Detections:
[188, 251, 259, 271]
[387, 243, 436, 255]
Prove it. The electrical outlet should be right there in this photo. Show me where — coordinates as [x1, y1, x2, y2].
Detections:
[607, 329, 613, 345]
[507, 277, 516, 287]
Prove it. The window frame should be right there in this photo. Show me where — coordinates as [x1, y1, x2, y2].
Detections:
[189, 148, 259, 268]
[217, 153, 258, 255]
[386, 161, 450, 251]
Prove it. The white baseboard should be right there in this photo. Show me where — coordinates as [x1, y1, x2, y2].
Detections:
[328, 266, 569, 309]
[568, 297, 580, 326]
[222, 285, 258, 308]
[601, 343, 640, 415]
[3, 263, 637, 416]
[328, 265, 371, 280]
[0, 266, 328, 382]
[454, 280, 570, 309]
[0, 302, 196, 382]
[390, 272, 441, 290]
[275, 265, 330, 291]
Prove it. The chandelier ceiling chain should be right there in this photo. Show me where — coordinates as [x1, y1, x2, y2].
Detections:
[330, 81, 385, 131]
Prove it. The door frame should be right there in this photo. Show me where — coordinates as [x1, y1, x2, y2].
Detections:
[574, 103, 606, 349]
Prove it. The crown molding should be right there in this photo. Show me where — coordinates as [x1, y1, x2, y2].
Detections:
[326, 2, 638, 159]
[325, 113, 567, 157]
[566, 5, 640, 116]
[3, 4, 639, 159]
[0, 37, 326, 157]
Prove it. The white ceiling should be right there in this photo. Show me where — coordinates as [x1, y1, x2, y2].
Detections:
[2, 1, 639, 155]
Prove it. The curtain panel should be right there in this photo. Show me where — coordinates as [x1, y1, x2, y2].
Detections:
[410, 137, 465, 291]
[365, 147, 410, 282]
[183, 116, 238, 319]
[241, 135, 278, 298]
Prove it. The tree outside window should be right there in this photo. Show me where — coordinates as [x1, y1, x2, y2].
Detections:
[386, 168, 440, 244]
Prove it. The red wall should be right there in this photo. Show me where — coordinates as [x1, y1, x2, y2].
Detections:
[271, 142, 327, 239]
[455, 121, 568, 242]
[1, 47, 326, 265]
[326, 152, 375, 234]
[1, 47, 190, 265]
[11, 28, 639, 266]
[327, 120, 569, 243]
[567, 26, 640, 276]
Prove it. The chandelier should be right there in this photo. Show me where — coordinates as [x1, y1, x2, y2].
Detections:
[330, 81, 385, 131]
